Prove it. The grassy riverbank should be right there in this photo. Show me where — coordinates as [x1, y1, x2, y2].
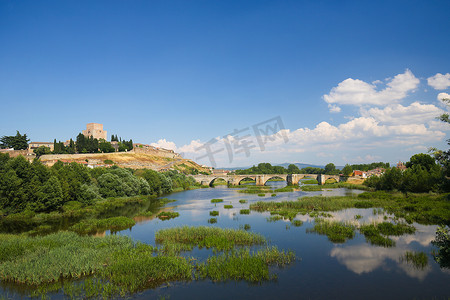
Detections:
[250, 191, 450, 225]
[0, 226, 296, 298]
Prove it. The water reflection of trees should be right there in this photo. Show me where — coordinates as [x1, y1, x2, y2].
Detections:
[432, 225, 450, 269]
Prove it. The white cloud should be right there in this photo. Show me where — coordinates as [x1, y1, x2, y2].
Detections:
[150, 139, 177, 151]
[323, 69, 420, 106]
[360, 102, 443, 125]
[172, 114, 445, 167]
[328, 104, 341, 113]
[427, 73, 450, 90]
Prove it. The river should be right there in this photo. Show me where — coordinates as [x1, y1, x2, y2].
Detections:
[118, 181, 450, 299]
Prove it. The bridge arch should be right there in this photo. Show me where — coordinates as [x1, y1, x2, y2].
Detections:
[262, 175, 288, 186]
[208, 176, 229, 187]
[323, 176, 337, 184]
[237, 176, 257, 185]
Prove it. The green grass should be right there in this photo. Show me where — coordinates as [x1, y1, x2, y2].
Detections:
[0, 231, 135, 285]
[211, 199, 224, 203]
[209, 211, 219, 216]
[240, 224, 251, 231]
[208, 218, 217, 224]
[258, 193, 266, 197]
[301, 179, 318, 184]
[271, 193, 277, 197]
[224, 205, 233, 209]
[251, 192, 450, 226]
[322, 182, 371, 190]
[0, 226, 297, 298]
[155, 226, 266, 251]
[196, 247, 295, 282]
[240, 209, 250, 215]
[266, 216, 283, 222]
[100, 244, 192, 292]
[401, 251, 428, 270]
[69, 216, 135, 234]
[239, 199, 248, 204]
[157, 211, 180, 220]
[359, 222, 416, 247]
[250, 196, 358, 219]
[274, 186, 294, 193]
[300, 185, 323, 191]
[291, 220, 303, 227]
[307, 219, 355, 243]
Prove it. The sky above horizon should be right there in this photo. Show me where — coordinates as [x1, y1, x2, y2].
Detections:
[1, 0, 450, 168]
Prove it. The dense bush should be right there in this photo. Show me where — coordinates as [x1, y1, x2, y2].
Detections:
[0, 153, 197, 214]
[364, 157, 443, 193]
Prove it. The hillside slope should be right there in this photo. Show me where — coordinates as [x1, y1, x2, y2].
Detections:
[38, 151, 210, 173]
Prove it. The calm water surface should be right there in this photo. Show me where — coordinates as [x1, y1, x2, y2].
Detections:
[121, 181, 450, 299]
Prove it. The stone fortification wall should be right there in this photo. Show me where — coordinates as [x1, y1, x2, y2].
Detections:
[133, 147, 181, 159]
[0, 149, 32, 159]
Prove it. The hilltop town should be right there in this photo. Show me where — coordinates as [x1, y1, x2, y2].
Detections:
[0, 123, 211, 174]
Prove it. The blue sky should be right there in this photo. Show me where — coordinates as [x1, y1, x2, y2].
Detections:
[1, 0, 450, 167]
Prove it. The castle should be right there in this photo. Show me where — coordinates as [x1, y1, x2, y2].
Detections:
[82, 123, 107, 140]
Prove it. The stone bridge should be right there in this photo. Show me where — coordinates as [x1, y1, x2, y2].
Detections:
[192, 174, 342, 186]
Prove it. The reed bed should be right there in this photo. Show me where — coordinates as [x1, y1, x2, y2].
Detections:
[306, 219, 355, 243]
[155, 226, 266, 250]
[196, 247, 295, 282]
[274, 187, 294, 193]
[401, 251, 428, 270]
[157, 212, 180, 220]
[0, 231, 135, 285]
[359, 222, 416, 247]
[69, 216, 135, 234]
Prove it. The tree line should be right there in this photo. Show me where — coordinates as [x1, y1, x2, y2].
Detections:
[0, 153, 197, 214]
[33, 133, 133, 156]
[364, 153, 446, 193]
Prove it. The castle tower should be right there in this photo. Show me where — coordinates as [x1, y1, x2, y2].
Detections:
[82, 123, 107, 140]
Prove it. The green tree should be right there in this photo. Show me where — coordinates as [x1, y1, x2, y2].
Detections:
[341, 164, 353, 176]
[0, 131, 29, 150]
[33, 145, 51, 158]
[34, 176, 64, 212]
[76, 133, 87, 153]
[67, 139, 76, 154]
[287, 164, 301, 174]
[99, 140, 115, 153]
[0, 169, 26, 213]
[406, 153, 436, 171]
[324, 163, 338, 175]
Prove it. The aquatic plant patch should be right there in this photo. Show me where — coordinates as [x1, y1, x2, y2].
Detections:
[69, 216, 136, 234]
[196, 247, 295, 282]
[401, 251, 428, 270]
[155, 226, 266, 251]
[157, 211, 180, 220]
[307, 219, 355, 243]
